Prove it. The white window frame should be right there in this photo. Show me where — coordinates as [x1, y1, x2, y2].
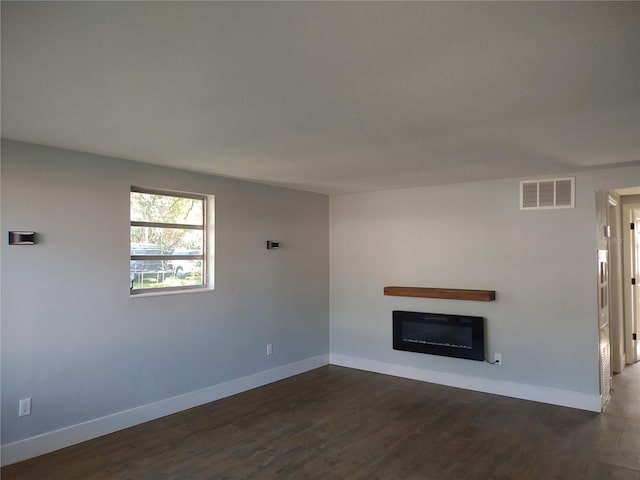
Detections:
[130, 186, 209, 295]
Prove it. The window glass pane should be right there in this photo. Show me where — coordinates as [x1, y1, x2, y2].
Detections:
[130, 227, 203, 254]
[130, 261, 203, 291]
[131, 192, 203, 225]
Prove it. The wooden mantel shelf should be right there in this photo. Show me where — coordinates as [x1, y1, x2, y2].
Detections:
[384, 286, 496, 302]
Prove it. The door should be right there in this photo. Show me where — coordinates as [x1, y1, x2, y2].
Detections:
[623, 205, 640, 364]
[632, 208, 640, 362]
[598, 249, 612, 408]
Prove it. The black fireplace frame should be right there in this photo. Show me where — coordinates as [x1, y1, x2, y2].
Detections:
[393, 310, 485, 361]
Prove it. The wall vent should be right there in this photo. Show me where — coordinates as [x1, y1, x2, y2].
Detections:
[520, 177, 574, 210]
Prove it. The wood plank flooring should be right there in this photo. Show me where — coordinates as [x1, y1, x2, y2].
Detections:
[3, 364, 640, 479]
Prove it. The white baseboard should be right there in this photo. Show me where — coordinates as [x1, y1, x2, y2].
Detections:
[1, 354, 329, 467]
[330, 353, 601, 413]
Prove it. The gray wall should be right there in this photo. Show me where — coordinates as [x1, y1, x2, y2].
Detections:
[330, 165, 640, 396]
[1, 140, 329, 444]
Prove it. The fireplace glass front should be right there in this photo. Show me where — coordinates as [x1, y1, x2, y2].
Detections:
[393, 311, 485, 361]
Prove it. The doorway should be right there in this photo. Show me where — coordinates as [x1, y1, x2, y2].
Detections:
[622, 202, 640, 364]
[603, 188, 640, 415]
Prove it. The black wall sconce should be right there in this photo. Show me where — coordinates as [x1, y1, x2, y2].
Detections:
[8, 231, 37, 245]
[266, 241, 280, 250]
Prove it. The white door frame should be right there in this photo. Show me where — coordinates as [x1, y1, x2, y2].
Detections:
[598, 248, 612, 409]
[608, 195, 625, 373]
[596, 190, 612, 409]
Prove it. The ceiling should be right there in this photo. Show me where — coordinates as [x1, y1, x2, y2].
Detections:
[2, 2, 639, 194]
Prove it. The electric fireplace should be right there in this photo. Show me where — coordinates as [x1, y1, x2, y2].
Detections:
[393, 310, 485, 361]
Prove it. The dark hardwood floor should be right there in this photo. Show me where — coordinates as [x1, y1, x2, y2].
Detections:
[3, 364, 640, 479]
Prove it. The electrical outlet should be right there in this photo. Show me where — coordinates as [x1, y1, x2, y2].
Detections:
[19, 398, 32, 417]
[266, 343, 273, 356]
[494, 353, 502, 365]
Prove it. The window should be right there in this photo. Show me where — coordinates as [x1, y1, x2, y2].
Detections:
[130, 187, 209, 294]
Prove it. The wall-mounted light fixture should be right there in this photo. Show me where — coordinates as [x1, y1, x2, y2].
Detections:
[266, 241, 280, 250]
[8, 231, 36, 245]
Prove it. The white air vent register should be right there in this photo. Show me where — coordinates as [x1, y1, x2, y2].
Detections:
[520, 177, 574, 210]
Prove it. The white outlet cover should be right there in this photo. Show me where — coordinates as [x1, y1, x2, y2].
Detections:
[19, 398, 31, 417]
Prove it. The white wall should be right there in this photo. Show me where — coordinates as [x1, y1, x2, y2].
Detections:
[1, 140, 329, 449]
[330, 165, 640, 408]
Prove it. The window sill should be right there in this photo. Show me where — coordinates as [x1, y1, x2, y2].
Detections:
[130, 287, 215, 298]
